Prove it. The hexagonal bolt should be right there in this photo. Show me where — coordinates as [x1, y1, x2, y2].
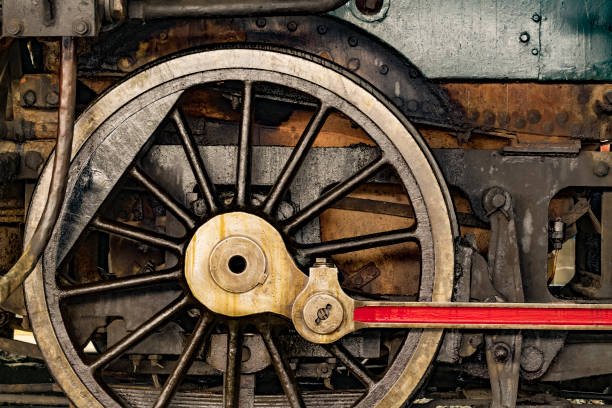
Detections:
[531, 13, 541, 22]
[519, 32, 530, 43]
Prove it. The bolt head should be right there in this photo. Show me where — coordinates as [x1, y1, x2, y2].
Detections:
[531, 48, 539, 55]
[6, 20, 24, 36]
[317, 25, 328, 35]
[532, 13, 541, 22]
[493, 343, 511, 363]
[379, 64, 389, 75]
[22, 90, 37, 107]
[256, 18, 267, 28]
[348, 36, 358, 47]
[46, 91, 59, 106]
[491, 193, 506, 208]
[287, 21, 298, 32]
[594, 161, 610, 177]
[519, 32, 530, 43]
[72, 19, 90, 35]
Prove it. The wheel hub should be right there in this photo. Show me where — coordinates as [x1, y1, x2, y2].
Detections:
[184, 212, 308, 318]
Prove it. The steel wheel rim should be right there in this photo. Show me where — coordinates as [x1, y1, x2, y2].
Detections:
[25, 47, 456, 408]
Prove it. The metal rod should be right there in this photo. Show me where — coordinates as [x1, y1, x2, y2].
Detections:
[297, 228, 418, 257]
[224, 320, 242, 408]
[325, 343, 375, 389]
[153, 310, 214, 408]
[263, 104, 328, 216]
[130, 167, 197, 230]
[257, 322, 306, 408]
[91, 217, 184, 254]
[284, 156, 388, 234]
[91, 296, 189, 371]
[128, 0, 349, 20]
[0, 37, 76, 305]
[59, 268, 182, 299]
[171, 109, 219, 214]
[236, 81, 253, 208]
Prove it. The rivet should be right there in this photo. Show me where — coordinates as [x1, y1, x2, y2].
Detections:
[347, 58, 360, 71]
[72, 19, 90, 35]
[287, 21, 298, 32]
[594, 161, 610, 178]
[256, 18, 267, 28]
[348, 36, 358, 47]
[532, 13, 541, 22]
[531, 48, 539, 55]
[527, 109, 542, 124]
[317, 25, 328, 35]
[519, 32, 530, 43]
[406, 99, 419, 112]
[45, 91, 59, 106]
[379, 64, 389, 75]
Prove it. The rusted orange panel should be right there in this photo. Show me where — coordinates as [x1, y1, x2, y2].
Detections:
[442, 82, 612, 140]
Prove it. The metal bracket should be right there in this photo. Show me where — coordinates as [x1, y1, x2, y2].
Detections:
[2, 0, 99, 37]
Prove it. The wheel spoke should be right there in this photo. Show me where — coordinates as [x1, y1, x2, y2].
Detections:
[59, 268, 182, 299]
[325, 343, 375, 389]
[262, 104, 329, 215]
[129, 167, 197, 230]
[90, 295, 189, 371]
[170, 108, 218, 214]
[91, 217, 184, 254]
[236, 81, 254, 208]
[296, 228, 419, 257]
[224, 320, 242, 408]
[257, 322, 306, 408]
[153, 310, 215, 408]
[283, 156, 387, 234]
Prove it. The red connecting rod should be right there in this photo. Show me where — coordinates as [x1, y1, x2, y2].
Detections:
[353, 303, 612, 330]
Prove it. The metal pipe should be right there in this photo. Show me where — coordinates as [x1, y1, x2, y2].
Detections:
[128, 0, 349, 20]
[0, 37, 76, 305]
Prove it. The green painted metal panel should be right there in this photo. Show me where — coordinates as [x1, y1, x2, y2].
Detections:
[539, 0, 612, 80]
[332, 0, 612, 80]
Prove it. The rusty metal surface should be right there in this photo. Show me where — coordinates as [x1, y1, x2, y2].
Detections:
[442, 82, 612, 141]
[23, 47, 456, 408]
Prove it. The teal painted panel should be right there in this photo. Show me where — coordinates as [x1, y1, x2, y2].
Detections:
[333, 0, 612, 80]
[539, 0, 612, 80]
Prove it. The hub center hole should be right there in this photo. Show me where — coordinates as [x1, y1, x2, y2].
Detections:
[228, 255, 247, 274]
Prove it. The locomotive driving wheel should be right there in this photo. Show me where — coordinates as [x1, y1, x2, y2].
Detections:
[24, 47, 456, 407]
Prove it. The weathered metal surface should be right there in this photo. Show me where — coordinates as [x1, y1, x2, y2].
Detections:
[434, 149, 612, 302]
[441, 82, 612, 141]
[539, 0, 612, 80]
[25, 48, 456, 408]
[77, 16, 463, 129]
[2, 0, 99, 37]
[333, 0, 612, 80]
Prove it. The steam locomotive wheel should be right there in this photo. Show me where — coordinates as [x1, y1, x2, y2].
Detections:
[24, 47, 456, 407]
